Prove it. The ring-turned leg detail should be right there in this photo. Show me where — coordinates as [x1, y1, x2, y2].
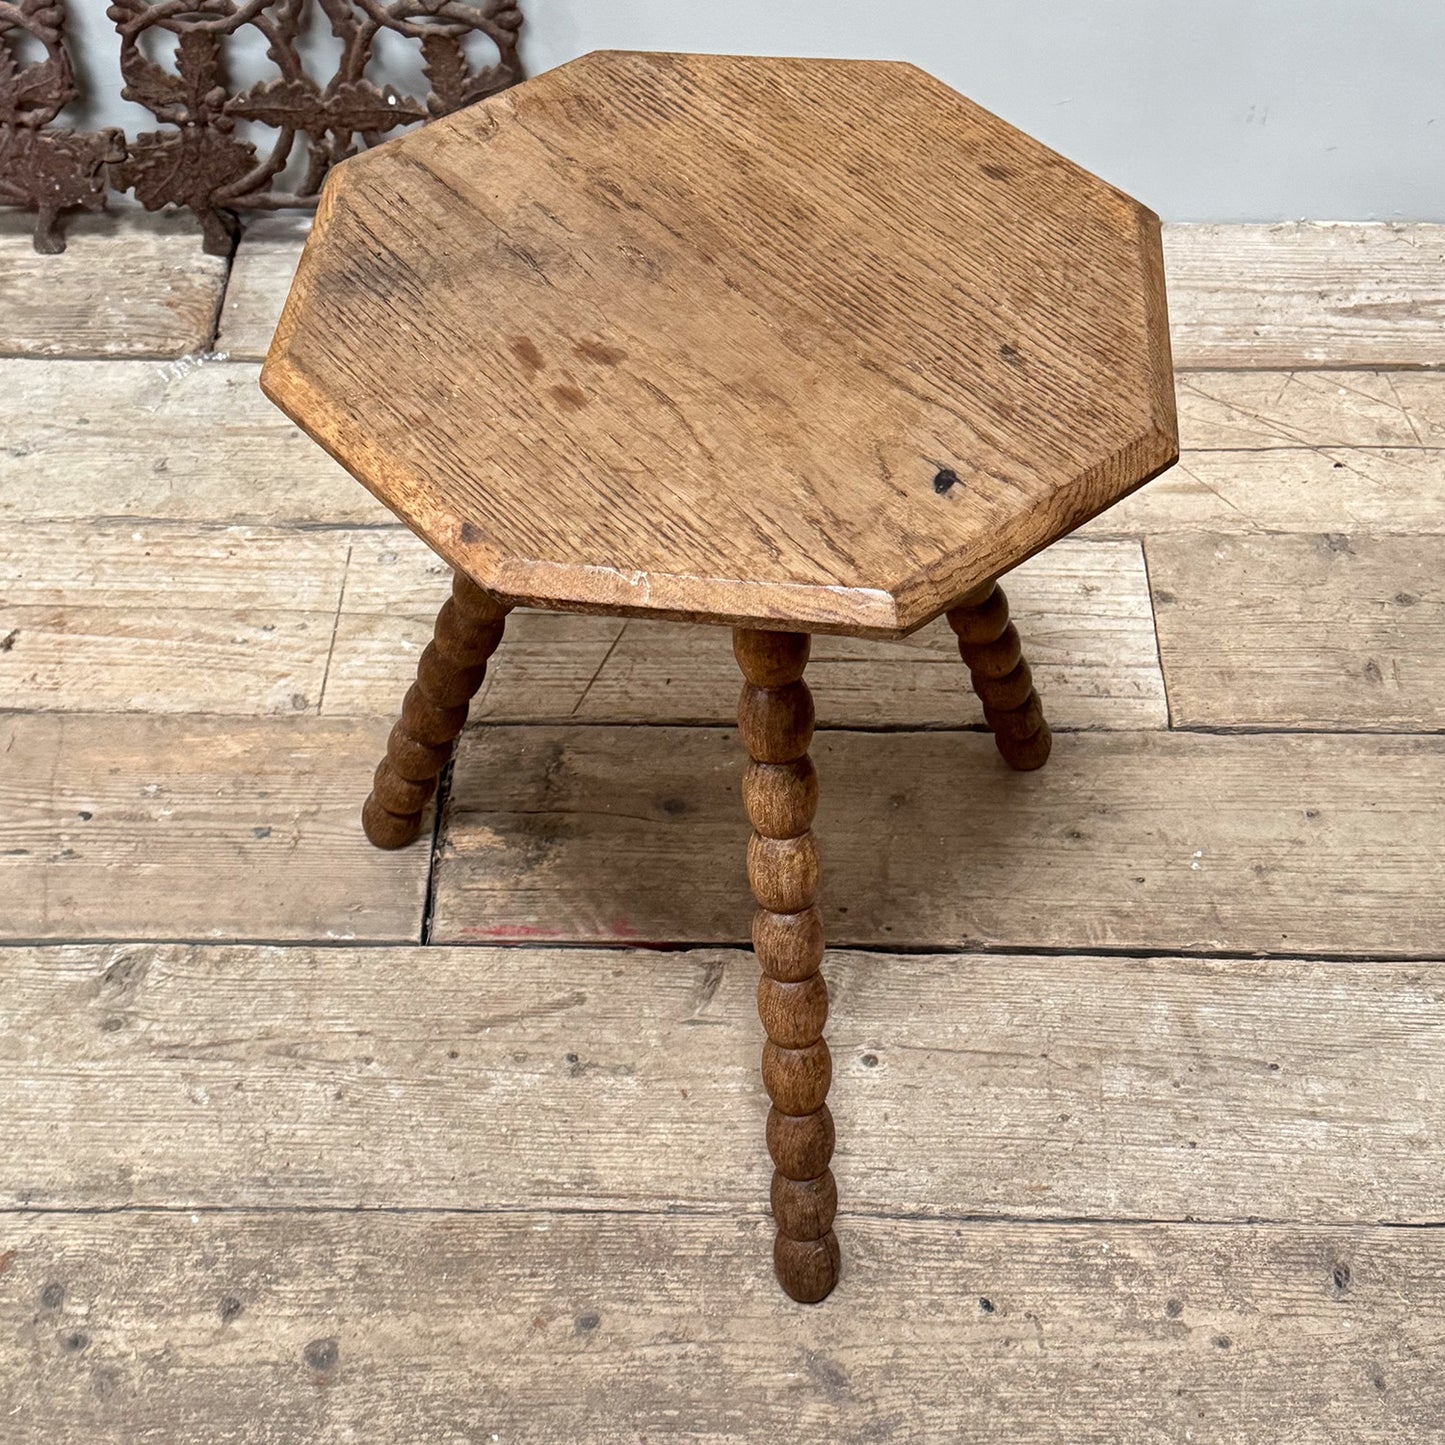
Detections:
[947, 581, 1052, 771]
[362, 573, 510, 849]
[733, 627, 840, 1304]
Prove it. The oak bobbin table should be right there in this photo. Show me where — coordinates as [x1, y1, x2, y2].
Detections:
[262, 50, 1178, 1305]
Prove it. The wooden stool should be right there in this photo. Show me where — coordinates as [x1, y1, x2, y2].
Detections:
[263, 51, 1177, 1304]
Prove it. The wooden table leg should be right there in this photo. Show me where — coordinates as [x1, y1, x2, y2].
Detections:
[733, 627, 840, 1304]
[362, 573, 510, 849]
[947, 580, 1052, 771]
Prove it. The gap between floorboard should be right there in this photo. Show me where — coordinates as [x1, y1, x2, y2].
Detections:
[4, 1201, 1444, 1230]
[1, 937, 1441, 964]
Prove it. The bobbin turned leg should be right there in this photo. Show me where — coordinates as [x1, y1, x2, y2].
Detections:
[362, 573, 510, 849]
[947, 580, 1052, 771]
[733, 627, 839, 1304]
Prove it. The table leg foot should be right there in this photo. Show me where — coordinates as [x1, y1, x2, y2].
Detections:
[947, 581, 1052, 770]
[362, 573, 509, 849]
[734, 627, 840, 1304]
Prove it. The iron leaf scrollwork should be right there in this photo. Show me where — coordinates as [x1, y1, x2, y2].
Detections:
[109, 0, 524, 254]
[0, 0, 124, 251]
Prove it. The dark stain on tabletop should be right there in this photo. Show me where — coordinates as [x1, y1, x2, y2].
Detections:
[509, 336, 546, 377]
[574, 338, 628, 367]
[550, 382, 590, 412]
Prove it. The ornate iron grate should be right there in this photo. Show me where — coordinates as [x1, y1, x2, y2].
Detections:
[0, 0, 523, 253]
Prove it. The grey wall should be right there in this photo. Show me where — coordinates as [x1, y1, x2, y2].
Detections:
[63, 1, 1445, 221]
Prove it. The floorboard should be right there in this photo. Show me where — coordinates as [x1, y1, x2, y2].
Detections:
[4, 943, 1444, 1223]
[7, 361, 1440, 541]
[1092, 446, 1445, 537]
[433, 726, 1445, 956]
[1, 522, 351, 715]
[2, 523, 1165, 728]
[0, 1210, 1437, 1443]
[0, 213, 227, 360]
[0, 360, 386, 527]
[1149, 532, 1444, 729]
[1164, 223, 1445, 369]
[215, 214, 311, 362]
[0, 714, 427, 941]
[1177, 369, 1445, 448]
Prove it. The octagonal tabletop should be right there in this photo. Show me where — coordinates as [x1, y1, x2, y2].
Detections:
[263, 50, 1177, 639]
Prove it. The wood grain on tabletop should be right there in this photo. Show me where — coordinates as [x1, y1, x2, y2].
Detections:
[261, 51, 1175, 636]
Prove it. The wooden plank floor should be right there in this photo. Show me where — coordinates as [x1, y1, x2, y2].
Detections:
[2, 218, 1443, 1442]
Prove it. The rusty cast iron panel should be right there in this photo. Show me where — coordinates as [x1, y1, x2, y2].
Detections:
[0, 0, 524, 253]
[0, 0, 125, 252]
[110, 0, 524, 252]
